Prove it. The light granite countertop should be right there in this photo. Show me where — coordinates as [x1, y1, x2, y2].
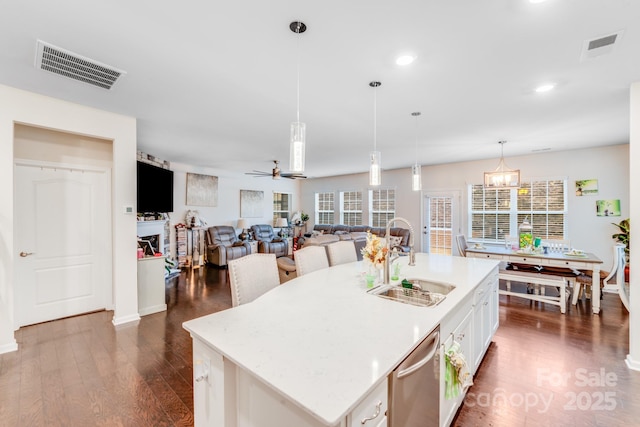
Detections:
[183, 253, 498, 426]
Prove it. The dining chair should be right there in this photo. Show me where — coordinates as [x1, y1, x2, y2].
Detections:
[455, 234, 468, 257]
[228, 253, 280, 307]
[326, 240, 358, 266]
[294, 245, 329, 276]
[573, 243, 629, 311]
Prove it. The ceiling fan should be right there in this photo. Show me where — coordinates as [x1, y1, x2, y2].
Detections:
[245, 160, 307, 180]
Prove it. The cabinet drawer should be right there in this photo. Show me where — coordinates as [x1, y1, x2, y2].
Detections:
[546, 259, 589, 269]
[349, 379, 387, 427]
[474, 269, 497, 304]
[469, 252, 503, 261]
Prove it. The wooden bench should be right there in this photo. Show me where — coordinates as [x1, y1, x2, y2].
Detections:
[499, 269, 569, 314]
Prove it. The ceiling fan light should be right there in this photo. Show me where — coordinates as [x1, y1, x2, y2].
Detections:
[290, 121, 306, 173]
[369, 151, 381, 186]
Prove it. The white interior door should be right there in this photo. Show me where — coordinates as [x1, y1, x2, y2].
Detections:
[14, 162, 111, 327]
[422, 191, 460, 255]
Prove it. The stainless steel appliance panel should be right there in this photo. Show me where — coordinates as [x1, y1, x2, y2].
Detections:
[388, 326, 440, 427]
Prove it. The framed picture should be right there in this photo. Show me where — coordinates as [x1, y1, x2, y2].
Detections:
[186, 173, 218, 206]
[575, 179, 598, 196]
[138, 239, 155, 256]
[596, 199, 621, 217]
[240, 190, 264, 218]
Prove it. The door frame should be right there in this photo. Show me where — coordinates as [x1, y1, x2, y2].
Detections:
[421, 190, 461, 254]
[13, 158, 113, 328]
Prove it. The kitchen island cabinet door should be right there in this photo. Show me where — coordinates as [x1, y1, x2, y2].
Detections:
[347, 379, 387, 427]
[440, 309, 473, 427]
[193, 339, 237, 427]
[472, 271, 499, 373]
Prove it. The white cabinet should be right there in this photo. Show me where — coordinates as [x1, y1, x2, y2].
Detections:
[440, 309, 473, 427]
[348, 379, 387, 427]
[472, 270, 499, 372]
[137, 256, 167, 316]
[192, 335, 387, 427]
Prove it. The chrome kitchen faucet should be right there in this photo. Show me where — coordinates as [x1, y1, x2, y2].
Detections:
[383, 217, 415, 284]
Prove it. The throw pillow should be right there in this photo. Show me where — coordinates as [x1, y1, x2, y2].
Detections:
[389, 235, 403, 248]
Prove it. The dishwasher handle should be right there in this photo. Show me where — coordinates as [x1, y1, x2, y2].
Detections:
[396, 331, 439, 379]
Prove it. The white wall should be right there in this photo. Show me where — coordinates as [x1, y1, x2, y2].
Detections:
[165, 162, 300, 258]
[0, 84, 139, 353]
[628, 82, 639, 370]
[300, 144, 630, 270]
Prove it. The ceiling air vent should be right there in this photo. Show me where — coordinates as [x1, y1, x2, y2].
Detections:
[34, 40, 126, 90]
[580, 30, 624, 61]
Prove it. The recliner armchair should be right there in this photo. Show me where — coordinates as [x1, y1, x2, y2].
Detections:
[206, 226, 251, 267]
[251, 224, 288, 258]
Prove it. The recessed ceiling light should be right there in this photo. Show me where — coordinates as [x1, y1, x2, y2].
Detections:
[535, 83, 555, 93]
[529, 0, 548, 3]
[396, 55, 416, 66]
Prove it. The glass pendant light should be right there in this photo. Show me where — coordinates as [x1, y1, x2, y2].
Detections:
[369, 81, 382, 186]
[411, 112, 422, 191]
[483, 140, 520, 188]
[289, 21, 306, 173]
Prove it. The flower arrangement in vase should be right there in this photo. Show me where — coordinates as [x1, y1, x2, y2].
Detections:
[361, 232, 388, 268]
[361, 232, 387, 287]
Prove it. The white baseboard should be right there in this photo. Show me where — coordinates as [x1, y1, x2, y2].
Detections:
[139, 304, 167, 316]
[111, 313, 141, 326]
[625, 354, 640, 371]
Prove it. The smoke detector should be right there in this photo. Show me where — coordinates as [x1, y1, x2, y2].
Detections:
[580, 30, 624, 61]
[34, 40, 126, 90]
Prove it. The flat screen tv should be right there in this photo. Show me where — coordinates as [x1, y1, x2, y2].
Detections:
[137, 161, 174, 213]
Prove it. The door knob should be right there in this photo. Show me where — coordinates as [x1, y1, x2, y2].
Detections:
[19, 251, 34, 257]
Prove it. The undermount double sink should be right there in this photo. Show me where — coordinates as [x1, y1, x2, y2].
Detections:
[370, 279, 456, 307]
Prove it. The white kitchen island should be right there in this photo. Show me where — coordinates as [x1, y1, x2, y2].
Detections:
[183, 254, 499, 427]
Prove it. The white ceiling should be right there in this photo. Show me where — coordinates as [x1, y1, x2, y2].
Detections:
[1, 0, 638, 178]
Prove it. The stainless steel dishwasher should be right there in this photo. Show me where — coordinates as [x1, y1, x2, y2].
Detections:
[388, 326, 440, 427]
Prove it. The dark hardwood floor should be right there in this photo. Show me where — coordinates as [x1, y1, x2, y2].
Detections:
[0, 266, 636, 426]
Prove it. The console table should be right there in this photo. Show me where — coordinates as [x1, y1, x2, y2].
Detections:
[466, 246, 603, 314]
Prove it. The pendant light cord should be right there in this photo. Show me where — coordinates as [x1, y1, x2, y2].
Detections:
[414, 114, 418, 164]
[296, 26, 301, 123]
[373, 86, 377, 151]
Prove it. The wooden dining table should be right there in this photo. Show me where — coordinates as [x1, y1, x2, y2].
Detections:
[465, 245, 604, 314]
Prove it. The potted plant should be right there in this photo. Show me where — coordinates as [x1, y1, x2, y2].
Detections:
[611, 218, 630, 281]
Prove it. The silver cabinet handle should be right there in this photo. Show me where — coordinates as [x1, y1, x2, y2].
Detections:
[361, 400, 382, 425]
[19, 252, 34, 257]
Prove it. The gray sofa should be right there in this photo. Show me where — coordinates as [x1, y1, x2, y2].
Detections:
[297, 224, 412, 261]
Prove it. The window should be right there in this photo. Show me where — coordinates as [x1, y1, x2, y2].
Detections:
[315, 192, 335, 224]
[369, 188, 395, 227]
[273, 192, 291, 224]
[469, 178, 566, 242]
[340, 191, 363, 225]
